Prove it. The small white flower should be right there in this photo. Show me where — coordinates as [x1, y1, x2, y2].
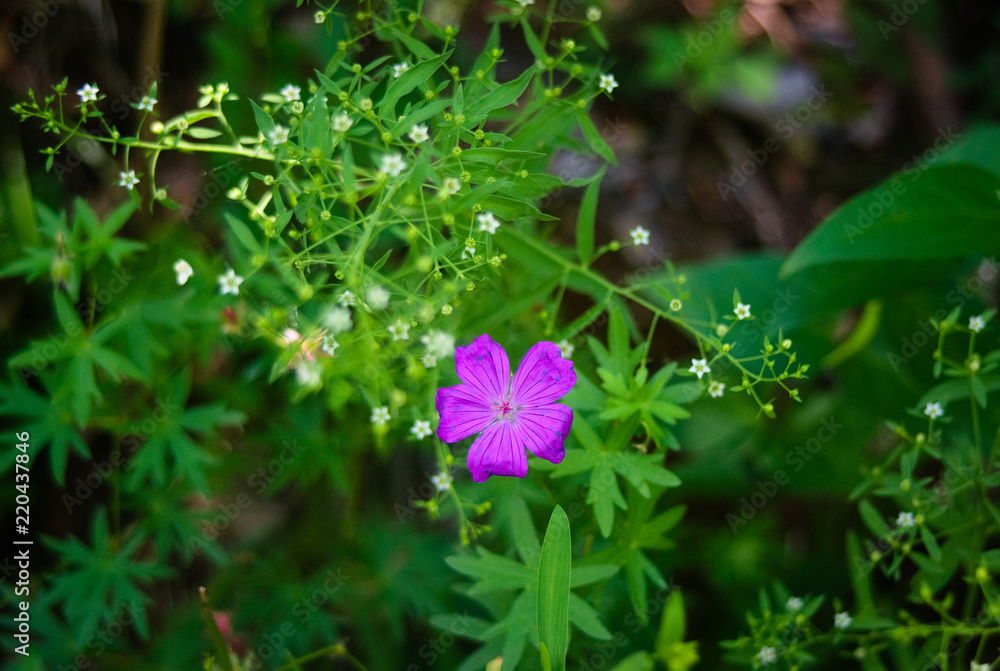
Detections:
[708, 381, 725, 398]
[971, 663, 990, 671]
[338, 290, 356, 307]
[441, 304, 453, 315]
[323, 306, 353, 333]
[477, 212, 500, 235]
[136, 96, 157, 112]
[408, 124, 430, 143]
[280, 84, 301, 102]
[462, 245, 476, 260]
[969, 315, 986, 333]
[630, 226, 650, 246]
[756, 647, 777, 664]
[716, 323, 729, 337]
[734, 302, 752, 320]
[117, 170, 140, 190]
[431, 471, 453, 491]
[314, 10, 326, 22]
[294, 361, 322, 387]
[77, 83, 99, 103]
[321, 335, 339, 356]
[586, 6, 602, 21]
[440, 177, 461, 198]
[421, 352, 438, 368]
[598, 73, 618, 94]
[516, 0, 535, 6]
[379, 153, 407, 177]
[388, 319, 411, 341]
[669, 298, 682, 312]
[689, 358, 710, 379]
[217, 268, 244, 296]
[365, 285, 390, 309]
[332, 113, 353, 132]
[834, 612, 852, 630]
[173, 259, 194, 285]
[371, 405, 391, 426]
[411, 420, 432, 440]
[786, 597, 804, 612]
[392, 62, 410, 78]
[924, 402, 944, 419]
[557, 340, 574, 359]
[267, 125, 289, 146]
[421, 330, 456, 358]
[896, 511, 915, 528]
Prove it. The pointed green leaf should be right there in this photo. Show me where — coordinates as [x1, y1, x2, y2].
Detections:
[537, 505, 571, 671]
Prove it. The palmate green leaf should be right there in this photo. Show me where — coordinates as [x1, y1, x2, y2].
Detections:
[0, 378, 88, 485]
[782, 164, 1000, 277]
[45, 510, 170, 647]
[537, 506, 571, 671]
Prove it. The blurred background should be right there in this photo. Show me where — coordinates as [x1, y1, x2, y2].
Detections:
[2, 0, 1000, 668]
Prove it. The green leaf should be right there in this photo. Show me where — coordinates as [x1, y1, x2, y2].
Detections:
[858, 499, 890, 537]
[537, 505, 571, 671]
[465, 66, 537, 126]
[576, 171, 603, 265]
[249, 99, 274, 135]
[655, 590, 685, 654]
[782, 164, 1000, 277]
[379, 51, 451, 118]
[576, 107, 617, 165]
[609, 652, 654, 671]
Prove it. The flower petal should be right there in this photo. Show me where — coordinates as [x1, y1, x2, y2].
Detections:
[435, 384, 497, 442]
[455, 334, 510, 402]
[515, 403, 572, 464]
[467, 421, 527, 482]
[510, 341, 576, 406]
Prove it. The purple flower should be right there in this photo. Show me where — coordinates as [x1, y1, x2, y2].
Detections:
[436, 334, 576, 482]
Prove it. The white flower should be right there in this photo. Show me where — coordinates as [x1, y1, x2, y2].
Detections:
[267, 125, 289, 146]
[431, 471, 453, 491]
[969, 315, 986, 333]
[217, 268, 244, 295]
[586, 6, 602, 21]
[77, 83, 99, 103]
[440, 177, 461, 198]
[379, 153, 407, 177]
[441, 304, 453, 315]
[314, 10, 326, 22]
[321, 335, 339, 356]
[173, 259, 194, 286]
[408, 124, 430, 143]
[365, 285, 390, 309]
[136, 96, 156, 112]
[756, 647, 777, 664]
[708, 381, 725, 398]
[734, 302, 751, 320]
[516, 0, 535, 6]
[477, 212, 500, 235]
[421, 352, 438, 368]
[557, 340, 574, 359]
[629, 226, 650, 245]
[834, 612, 852, 630]
[294, 361, 322, 387]
[411, 420, 432, 440]
[392, 62, 410, 78]
[716, 323, 729, 337]
[971, 663, 990, 671]
[689, 358, 710, 379]
[280, 84, 300, 102]
[371, 406, 390, 426]
[421, 330, 456, 358]
[598, 73, 618, 93]
[388, 319, 410, 341]
[323, 306, 353, 333]
[117, 170, 140, 190]
[924, 402, 944, 419]
[462, 245, 476, 260]
[669, 299, 682, 312]
[332, 113, 353, 132]
[338, 290, 356, 306]
[786, 597, 804, 612]
[896, 511, 915, 528]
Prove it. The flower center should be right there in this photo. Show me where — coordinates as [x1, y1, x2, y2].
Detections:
[496, 398, 517, 421]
